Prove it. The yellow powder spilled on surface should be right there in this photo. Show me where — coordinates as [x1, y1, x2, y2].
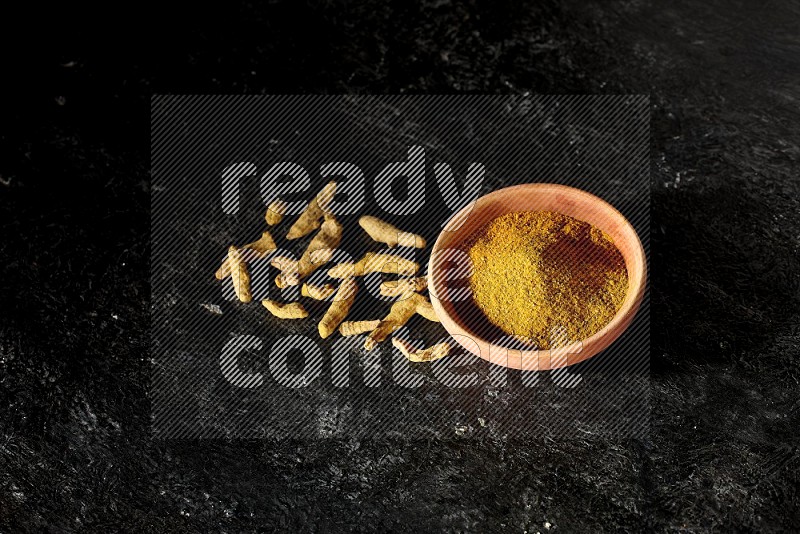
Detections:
[464, 211, 628, 349]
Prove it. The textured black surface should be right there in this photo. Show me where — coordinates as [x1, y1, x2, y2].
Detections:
[1, 0, 799, 531]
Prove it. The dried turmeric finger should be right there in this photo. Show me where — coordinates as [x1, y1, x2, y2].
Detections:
[249, 231, 278, 255]
[301, 282, 336, 300]
[392, 338, 450, 363]
[364, 293, 436, 350]
[297, 216, 342, 277]
[275, 271, 299, 289]
[286, 181, 337, 240]
[339, 320, 381, 337]
[265, 199, 288, 226]
[379, 276, 428, 297]
[318, 279, 358, 339]
[215, 259, 232, 280]
[228, 246, 252, 303]
[358, 216, 426, 248]
[277, 215, 343, 287]
[215, 231, 277, 280]
[328, 252, 418, 279]
[261, 299, 309, 319]
[270, 255, 298, 272]
[414, 297, 439, 322]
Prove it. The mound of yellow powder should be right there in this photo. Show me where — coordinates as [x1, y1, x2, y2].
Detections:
[464, 211, 628, 349]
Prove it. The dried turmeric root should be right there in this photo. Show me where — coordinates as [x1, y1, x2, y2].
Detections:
[318, 279, 358, 339]
[228, 246, 252, 303]
[274, 271, 299, 289]
[270, 255, 297, 272]
[297, 216, 342, 276]
[276, 215, 343, 287]
[413, 296, 439, 322]
[261, 299, 309, 319]
[379, 276, 428, 297]
[339, 320, 381, 337]
[328, 252, 419, 279]
[392, 338, 450, 362]
[215, 259, 233, 281]
[286, 181, 337, 240]
[364, 293, 438, 350]
[301, 282, 336, 300]
[265, 199, 288, 226]
[358, 216, 426, 248]
[215, 231, 277, 280]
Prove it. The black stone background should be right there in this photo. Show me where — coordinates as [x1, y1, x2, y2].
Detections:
[1, 0, 798, 531]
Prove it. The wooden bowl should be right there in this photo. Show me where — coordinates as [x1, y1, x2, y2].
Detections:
[427, 183, 646, 370]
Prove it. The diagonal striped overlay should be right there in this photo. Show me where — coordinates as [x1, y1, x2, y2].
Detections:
[151, 95, 650, 439]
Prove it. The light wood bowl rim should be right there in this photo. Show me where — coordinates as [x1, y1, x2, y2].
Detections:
[427, 183, 647, 371]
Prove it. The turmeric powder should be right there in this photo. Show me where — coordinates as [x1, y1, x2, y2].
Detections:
[464, 211, 628, 349]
